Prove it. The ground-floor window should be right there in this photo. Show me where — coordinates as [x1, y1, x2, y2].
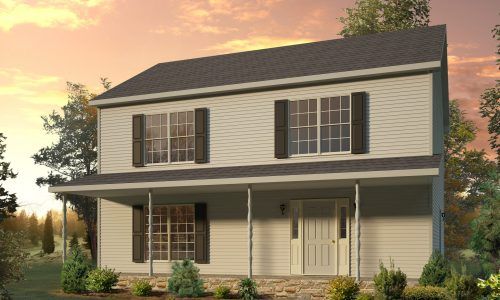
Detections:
[144, 204, 195, 261]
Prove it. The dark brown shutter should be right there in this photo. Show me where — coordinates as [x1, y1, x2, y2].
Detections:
[194, 108, 208, 163]
[132, 114, 145, 167]
[351, 92, 366, 154]
[132, 205, 144, 262]
[194, 203, 208, 264]
[275, 100, 289, 159]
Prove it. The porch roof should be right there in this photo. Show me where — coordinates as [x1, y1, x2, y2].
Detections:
[49, 155, 440, 196]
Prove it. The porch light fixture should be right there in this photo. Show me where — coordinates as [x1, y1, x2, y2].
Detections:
[441, 212, 445, 220]
[280, 203, 286, 215]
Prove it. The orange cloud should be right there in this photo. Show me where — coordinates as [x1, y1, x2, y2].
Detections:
[206, 35, 315, 52]
[0, 0, 112, 31]
[448, 55, 497, 65]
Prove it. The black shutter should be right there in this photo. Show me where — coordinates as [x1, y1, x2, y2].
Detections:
[275, 100, 289, 159]
[132, 114, 145, 166]
[194, 203, 208, 264]
[132, 205, 144, 262]
[351, 92, 366, 154]
[194, 108, 208, 163]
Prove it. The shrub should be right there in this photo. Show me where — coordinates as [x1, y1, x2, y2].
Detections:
[238, 278, 258, 300]
[403, 286, 450, 300]
[86, 267, 120, 293]
[477, 273, 499, 299]
[356, 293, 374, 300]
[444, 268, 480, 300]
[61, 246, 92, 293]
[167, 259, 204, 297]
[327, 276, 360, 300]
[419, 252, 451, 287]
[214, 285, 231, 299]
[373, 259, 407, 299]
[131, 279, 152, 297]
[42, 211, 55, 254]
[69, 232, 79, 251]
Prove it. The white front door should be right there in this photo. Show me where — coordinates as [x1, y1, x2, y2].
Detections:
[303, 200, 336, 275]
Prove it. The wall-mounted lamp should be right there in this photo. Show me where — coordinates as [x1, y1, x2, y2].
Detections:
[441, 212, 445, 220]
[280, 204, 286, 215]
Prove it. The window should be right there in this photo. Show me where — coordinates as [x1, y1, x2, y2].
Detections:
[289, 99, 317, 155]
[288, 95, 350, 155]
[145, 111, 194, 164]
[292, 207, 299, 239]
[146, 114, 168, 164]
[340, 206, 347, 239]
[170, 111, 194, 163]
[144, 204, 195, 261]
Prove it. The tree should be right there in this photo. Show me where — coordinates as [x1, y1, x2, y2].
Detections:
[0, 229, 29, 298]
[444, 101, 496, 257]
[42, 211, 55, 254]
[28, 213, 39, 245]
[69, 232, 79, 251]
[470, 171, 500, 272]
[338, 0, 430, 37]
[0, 133, 18, 222]
[33, 79, 111, 260]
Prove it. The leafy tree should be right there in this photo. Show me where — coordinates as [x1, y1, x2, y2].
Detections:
[33, 79, 111, 260]
[338, 0, 430, 37]
[444, 101, 496, 257]
[28, 213, 39, 245]
[42, 211, 55, 254]
[0, 229, 29, 298]
[0, 133, 18, 222]
[69, 232, 79, 251]
[470, 171, 499, 272]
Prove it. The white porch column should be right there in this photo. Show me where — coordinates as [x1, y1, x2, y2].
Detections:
[148, 190, 153, 276]
[62, 194, 67, 263]
[247, 184, 253, 278]
[355, 180, 361, 281]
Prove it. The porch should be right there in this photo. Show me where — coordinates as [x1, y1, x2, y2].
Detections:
[49, 155, 441, 281]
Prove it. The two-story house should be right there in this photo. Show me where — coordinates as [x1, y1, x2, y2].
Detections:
[50, 25, 448, 295]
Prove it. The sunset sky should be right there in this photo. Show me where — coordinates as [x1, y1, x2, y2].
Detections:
[0, 0, 498, 216]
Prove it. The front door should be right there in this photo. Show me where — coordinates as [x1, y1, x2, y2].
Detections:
[303, 200, 336, 275]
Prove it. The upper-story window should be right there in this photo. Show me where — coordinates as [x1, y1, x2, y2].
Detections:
[145, 111, 194, 164]
[289, 95, 351, 156]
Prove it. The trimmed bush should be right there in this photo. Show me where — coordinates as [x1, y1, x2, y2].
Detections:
[238, 278, 258, 300]
[403, 286, 450, 300]
[419, 252, 451, 287]
[478, 273, 500, 299]
[444, 269, 480, 300]
[373, 259, 407, 299]
[167, 259, 204, 297]
[214, 285, 231, 299]
[86, 267, 119, 293]
[356, 293, 374, 300]
[61, 246, 92, 293]
[327, 276, 360, 300]
[131, 279, 152, 296]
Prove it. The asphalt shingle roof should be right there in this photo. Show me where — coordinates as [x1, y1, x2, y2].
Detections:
[94, 25, 446, 101]
[54, 155, 441, 187]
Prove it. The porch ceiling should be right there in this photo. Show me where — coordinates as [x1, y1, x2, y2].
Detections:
[48, 155, 440, 198]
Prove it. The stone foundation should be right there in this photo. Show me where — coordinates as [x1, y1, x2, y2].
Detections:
[117, 274, 375, 299]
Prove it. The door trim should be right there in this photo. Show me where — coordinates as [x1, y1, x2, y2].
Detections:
[290, 198, 350, 275]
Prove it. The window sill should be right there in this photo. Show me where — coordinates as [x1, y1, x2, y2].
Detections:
[288, 151, 352, 158]
[145, 161, 196, 166]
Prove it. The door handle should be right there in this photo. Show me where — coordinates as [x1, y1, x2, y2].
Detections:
[331, 240, 336, 244]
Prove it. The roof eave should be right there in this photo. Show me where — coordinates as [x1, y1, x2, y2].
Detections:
[90, 61, 441, 108]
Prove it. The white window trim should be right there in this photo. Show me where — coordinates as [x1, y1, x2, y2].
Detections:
[144, 203, 196, 262]
[288, 93, 352, 157]
[145, 110, 196, 165]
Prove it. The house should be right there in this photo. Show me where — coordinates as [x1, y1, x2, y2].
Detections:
[50, 25, 448, 296]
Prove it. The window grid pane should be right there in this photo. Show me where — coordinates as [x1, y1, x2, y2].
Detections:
[146, 114, 168, 164]
[320, 96, 350, 153]
[170, 111, 195, 162]
[144, 204, 195, 261]
[289, 99, 318, 155]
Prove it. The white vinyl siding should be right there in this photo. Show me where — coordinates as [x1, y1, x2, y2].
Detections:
[432, 158, 445, 252]
[100, 184, 432, 279]
[99, 74, 433, 174]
